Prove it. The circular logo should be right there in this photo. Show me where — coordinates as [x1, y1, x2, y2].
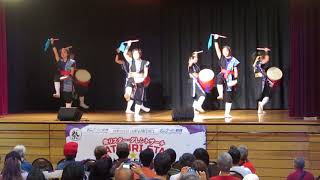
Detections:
[69, 128, 82, 141]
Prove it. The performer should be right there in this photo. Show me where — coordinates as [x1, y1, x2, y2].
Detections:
[51, 39, 75, 108]
[123, 40, 150, 119]
[188, 51, 206, 114]
[71, 53, 90, 109]
[252, 48, 273, 114]
[214, 34, 240, 118]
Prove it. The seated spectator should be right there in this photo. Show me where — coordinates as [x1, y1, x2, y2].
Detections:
[0, 151, 28, 180]
[287, 157, 315, 180]
[61, 162, 85, 180]
[243, 174, 259, 180]
[193, 148, 219, 177]
[26, 167, 45, 180]
[132, 152, 172, 180]
[13, 145, 33, 172]
[210, 152, 240, 180]
[180, 172, 200, 180]
[94, 145, 108, 160]
[165, 148, 180, 177]
[57, 142, 79, 170]
[191, 160, 209, 179]
[133, 148, 156, 180]
[228, 147, 251, 178]
[111, 142, 131, 175]
[89, 154, 113, 180]
[170, 153, 196, 180]
[115, 165, 134, 180]
[237, 145, 256, 173]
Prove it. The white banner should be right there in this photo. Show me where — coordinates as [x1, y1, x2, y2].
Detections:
[66, 124, 206, 161]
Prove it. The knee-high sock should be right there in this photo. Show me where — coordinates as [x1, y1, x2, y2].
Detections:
[217, 84, 223, 97]
[261, 97, 269, 107]
[65, 102, 72, 108]
[126, 100, 134, 112]
[134, 104, 141, 117]
[197, 96, 205, 108]
[225, 102, 232, 116]
[54, 82, 60, 95]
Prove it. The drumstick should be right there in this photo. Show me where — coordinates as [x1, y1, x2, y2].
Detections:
[50, 38, 59, 41]
[64, 46, 73, 50]
[211, 34, 227, 38]
[125, 40, 139, 43]
[257, 47, 271, 51]
[193, 50, 203, 54]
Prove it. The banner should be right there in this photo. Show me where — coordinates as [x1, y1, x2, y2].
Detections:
[66, 124, 206, 161]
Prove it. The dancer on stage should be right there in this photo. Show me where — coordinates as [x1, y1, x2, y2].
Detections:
[71, 53, 90, 109]
[188, 51, 206, 114]
[122, 40, 150, 119]
[214, 34, 240, 118]
[51, 38, 76, 108]
[252, 48, 273, 114]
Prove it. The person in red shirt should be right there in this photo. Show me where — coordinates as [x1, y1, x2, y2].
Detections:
[238, 145, 256, 173]
[287, 157, 315, 180]
[210, 152, 240, 180]
[133, 148, 156, 180]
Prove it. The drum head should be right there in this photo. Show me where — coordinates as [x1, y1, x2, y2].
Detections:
[75, 69, 91, 82]
[267, 67, 283, 81]
[199, 69, 215, 82]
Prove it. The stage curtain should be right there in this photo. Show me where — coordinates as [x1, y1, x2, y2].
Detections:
[289, 0, 320, 117]
[0, 2, 7, 115]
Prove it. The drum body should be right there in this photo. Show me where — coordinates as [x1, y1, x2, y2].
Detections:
[266, 67, 283, 86]
[75, 69, 91, 87]
[198, 69, 215, 93]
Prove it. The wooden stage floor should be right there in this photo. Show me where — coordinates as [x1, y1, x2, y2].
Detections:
[0, 110, 318, 125]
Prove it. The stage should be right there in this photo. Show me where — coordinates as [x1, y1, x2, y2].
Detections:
[0, 110, 317, 125]
[0, 110, 319, 179]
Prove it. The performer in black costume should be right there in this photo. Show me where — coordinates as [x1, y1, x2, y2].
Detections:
[252, 48, 273, 114]
[188, 51, 206, 114]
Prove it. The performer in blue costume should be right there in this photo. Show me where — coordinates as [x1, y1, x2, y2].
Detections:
[213, 34, 240, 118]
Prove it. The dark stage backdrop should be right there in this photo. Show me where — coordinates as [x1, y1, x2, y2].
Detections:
[5, 0, 289, 112]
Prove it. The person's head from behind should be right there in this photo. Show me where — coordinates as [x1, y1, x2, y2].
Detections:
[294, 157, 305, 170]
[193, 148, 210, 165]
[237, 145, 249, 163]
[191, 160, 209, 179]
[164, 148, 177, 165]
[94, 145, 107, 160]
[228, 147, 241, 165]
[132, 48, 142, 60]
[153, 152, 172, 176]
[26, 167, 45, 180]
[116, 142, 130, 160]
[2, 151, 22, 180]
[60, 48, 70, 60]
[222, 46, 232, 58]
[13, 145, 26, 161]
[89, 155, 113, 180]
[139, 148, 154, 167]
[257, 50, 269, 64]
[64, 142, 78, 160]
[61, 162, 85, 180]
[179, 153, 196, 168]
[115, 166, 133, 180]
[217, 152, 233, 173]
[180, 172, 200, 180]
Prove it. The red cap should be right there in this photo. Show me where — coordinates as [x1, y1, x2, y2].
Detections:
[64, 142, 78, 157]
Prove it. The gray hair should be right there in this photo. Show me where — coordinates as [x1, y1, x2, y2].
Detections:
[217, 152, 233, 172]
[294, 157, 305, 169]
[180, 172, 199, 180]
[237, 145, 248, 161]
[13, 144, 26, 158]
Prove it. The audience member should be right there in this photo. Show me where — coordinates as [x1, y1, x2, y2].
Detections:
[287, 157, 315, 180]
[89, 154, 113, 180]
[228, 147, 251, 178]
[0, 151, 28, 180]
[57, 142, 79, 170]
[13, 145, 33, 172]
[210, 152, 240, 180]
[61, 162, 85, 180]
[170, 153, 196, 180]
[133, 148, 156, 180]
[237, 145, 256, 173]
[26, 168, 46, 180]
[94, 145, 108, 160]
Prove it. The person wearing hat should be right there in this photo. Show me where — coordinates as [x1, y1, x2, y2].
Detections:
[56, 142, 79, 170]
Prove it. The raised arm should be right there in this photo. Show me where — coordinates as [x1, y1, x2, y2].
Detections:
[123, 41, 132, 62]
[51, 38, 60, 62]
[214, 35, 222, 60]
[115, 49, 124, 65]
